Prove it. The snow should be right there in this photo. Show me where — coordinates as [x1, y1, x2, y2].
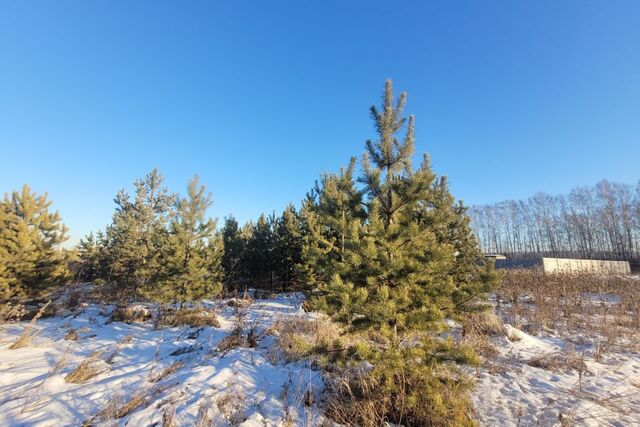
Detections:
[0, 293, 325, 426]
[472, 323, 640, 426]
[3, 289, 639, 427]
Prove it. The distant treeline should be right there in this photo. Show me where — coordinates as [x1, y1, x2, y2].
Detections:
[469, 180, 640, 261]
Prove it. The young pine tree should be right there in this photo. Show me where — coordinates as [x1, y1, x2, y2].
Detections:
[0, 185, 69, 301]
[103, 169, 175, 298]
[221, 215, 247, 290]
[152, 176, 223, 305]
[243, 214, 275, 290]
[300, 157, 365, 285]
[273, 204, 305, 291]
[309, 80, 498, 426]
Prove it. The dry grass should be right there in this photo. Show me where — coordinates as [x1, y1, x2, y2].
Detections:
[64, 328, 79, 341]
[149, 361, 185, 383]
[464, 310, 506, 337]
[217, 327, 245, 354]
[267, 315, 343, 363]
[109, 304, 151, 324]
[161, 402, 177, 427]
[527, 349, 586, 373]
[65, 352, 110, 384]
[86, 384, 170, 424]
[160, 307, 220, 328]
[9, 301, 51, 350]
[194, 399, 213, 427]
[497, 269, 640, 352]
[462, 310, 506, 359]
[217, 389, 247, 425]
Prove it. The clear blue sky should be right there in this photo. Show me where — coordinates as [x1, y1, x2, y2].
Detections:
[1, 1, 639, 245]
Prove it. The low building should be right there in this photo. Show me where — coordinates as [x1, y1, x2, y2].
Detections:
[493, 256, 631, 275]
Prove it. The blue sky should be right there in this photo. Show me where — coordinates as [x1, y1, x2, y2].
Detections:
[1, 1, 639, 245]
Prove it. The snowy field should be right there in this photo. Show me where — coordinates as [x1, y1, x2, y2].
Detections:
[472, 315, 640, 426]
[2, 291, 639, 427]
[0, 294, 324, 426]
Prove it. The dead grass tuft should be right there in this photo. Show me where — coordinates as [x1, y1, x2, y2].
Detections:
[87, 384, 170, 424]
[65, 352, 109, 383]
[217, 389, 247, 425]
[64, 328, 79, 341]
[9, 301, 51, 350]
[150, 361, 185, 383]
[160, 307, 220, 328]
[268, 315, 343, 363]
[464, 310, 507, 337]
[527, 347, 586, 372]
[108, 304, 151, 324]
[217, 327, 245, 354]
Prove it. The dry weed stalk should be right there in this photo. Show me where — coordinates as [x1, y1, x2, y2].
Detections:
[9, 301, 51, 350]
[64, 351, 109, 383]
[149, 361, 185, 383]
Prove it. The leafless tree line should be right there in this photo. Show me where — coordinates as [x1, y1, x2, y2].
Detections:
[469, 180, 640, 261]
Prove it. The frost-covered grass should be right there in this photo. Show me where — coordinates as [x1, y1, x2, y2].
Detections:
[0, 293, 324, 426]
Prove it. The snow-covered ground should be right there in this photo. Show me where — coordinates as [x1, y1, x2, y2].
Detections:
[2, 291, 639, 427]
[0, 294, 324, 426]
[472, 323, 640, 426]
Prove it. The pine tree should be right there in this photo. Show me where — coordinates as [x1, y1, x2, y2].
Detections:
[0, 185, 69, 301]
[76, 231, 109, 283]
[243, 214, 275, 290]
[273, 205, 305, 291]
[152, 176, 222, 305]
[103, 169, 175, 298]
[221, 215, 247, 290]
[300, 157, 365, 285]
[0, 201, 17, 300]
[306, 80, 498, 426]
[312, 80, 498, 341]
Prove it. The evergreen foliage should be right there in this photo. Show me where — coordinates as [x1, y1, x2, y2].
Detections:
[221, 215, 246, 289]
[308, 80, 498, 341]
[0, 185, 69, 301]
[243, 214, 276, 289]
[103, 169, 175, 298]
[303, 80, 499, 425]
[77, 170, 223, 305]
[273, 204, 305, 291]
[150, 176, 223, 305]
